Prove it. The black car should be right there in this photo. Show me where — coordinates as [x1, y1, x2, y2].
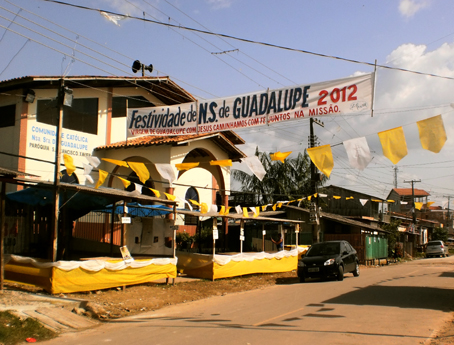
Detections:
[297, 240, 360, 282]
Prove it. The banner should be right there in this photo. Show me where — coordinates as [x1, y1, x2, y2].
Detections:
[127, 73, 374, 137]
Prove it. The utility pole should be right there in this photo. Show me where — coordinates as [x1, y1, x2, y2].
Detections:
[443, 195, 452, 232]
[393, 166, 398, 188]
[308, 117, 324, 243]
[404, 179, 421, 225]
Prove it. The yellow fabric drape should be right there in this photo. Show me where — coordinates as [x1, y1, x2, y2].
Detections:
[63, 154, 76, 176]
[307, 145, 334, 177]
[176, 162, 200, 171]
[210, 159, 232, 167]
[95, 170, 108, 189]
[102, 158, 129, 168]
[417, 115, 447, 153]
[128, 162, 150, 184]
[117, 176, 131, 189]
[270, 151, 292, 163]
[164, 192, 176, 201]
[378, 127, 408, 164]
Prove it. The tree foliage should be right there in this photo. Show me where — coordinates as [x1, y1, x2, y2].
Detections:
[432, 226, 449, 242]
[232, 148, 318, 205]
[382, 218, 401, 257]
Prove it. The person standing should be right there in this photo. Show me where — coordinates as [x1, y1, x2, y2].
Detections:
[271, 233, 283, 251]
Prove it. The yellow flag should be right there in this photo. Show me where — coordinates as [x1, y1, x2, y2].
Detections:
[210, 160, 232, 167]
[415, 202, 423, 210]
[176, 162, 199, 171]
[117, 176, 131, 189]
[164, 192, 176, 201]
[253, 207, 260, 218]
[334, 196, 341, 199]
[201, 202, 208, 214]
[189, 199, 201, 206]
[387, 199, 395, 203]
[371, 199, 382, 202]
[219, 205, 225, 215]
[225, 206, 231, 215]
[417, 115, 447, 153]
[346, 196, 354, 200]
[102, 158, 129, 168]
[307, 145, 334, 178]
[149, 188, 161, 198]
[261, 205, 267, 211]
[426, 201, 435, 208]
[128, 162, 150, 184]
[272, 204, 277, 211]
[243, 207, 249, 218]
[63, 154, 76, 176]
[378, 127, 407, 164]
[277, 202, 283, 208]
[270, 151, 292, 163]
[95, 170, 108, 189]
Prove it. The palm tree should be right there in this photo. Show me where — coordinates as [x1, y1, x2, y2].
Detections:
[232, 148, 318, 205]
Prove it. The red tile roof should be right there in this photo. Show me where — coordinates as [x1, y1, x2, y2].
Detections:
[392, 188, 430, 197]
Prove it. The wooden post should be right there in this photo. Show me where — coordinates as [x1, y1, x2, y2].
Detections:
[110, 202, 116, 256]
[0, 182, 5, 293]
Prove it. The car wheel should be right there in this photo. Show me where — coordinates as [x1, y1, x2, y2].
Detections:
[353, 262, 360, 277]
[337, 265, 344, 281]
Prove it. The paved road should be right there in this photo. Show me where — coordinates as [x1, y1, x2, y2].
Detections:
[43, 257, 454, 345]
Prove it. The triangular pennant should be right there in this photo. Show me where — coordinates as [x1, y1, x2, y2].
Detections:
[177, 196, 192, 211]
[307, 145, 334, 178]
[200, 202, 209, 214]
[343, 137, 373, 171]
[175, 162, 199, 171]
[225, 206, 231, 215]
[148, 187, 160, 198]
[243, 207, 249, 218]
[210, 204, 218, 213]
[415, 202, 423, 210]
[164, 192, 176, 201]
[117, 176, 131, 189]
[63, 154, 76, 176]
[333, 196, 341, 199]
[360, 199, 368, 206]
[102, 158, 129, 168]
[134, 183, 143, 194]
[417, 115, 447, 153]
[378, 127, 408, 164]
[270, 151, 292, 163]
[240, 156, 266, 181]
[219, 205, 226, 215]
[235, 205, 242, 214]
[155, 164, 176, 186]
[128, 162, 150, 184]
[210, 159, 232, 167]
[95, 170, 108, 189]
[189, 199, 201, 206]
[86, 156, 100, 168]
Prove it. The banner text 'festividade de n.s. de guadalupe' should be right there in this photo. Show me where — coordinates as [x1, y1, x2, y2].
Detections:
[127, 73, 375, 138]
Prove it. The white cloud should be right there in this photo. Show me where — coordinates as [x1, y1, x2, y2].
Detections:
[206, 0, 234, 10]
[399, 0, 430, 17]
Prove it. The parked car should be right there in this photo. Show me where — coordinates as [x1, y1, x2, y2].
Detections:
[297, 240, 360, 282]
[426, 240, 449, 258]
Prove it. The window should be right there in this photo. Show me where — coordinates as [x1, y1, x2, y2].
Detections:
[0, 104, 16, 128]
[112, 96, 153, 118]
[185, 187, 199, 225]
[37, 98, 99, 135]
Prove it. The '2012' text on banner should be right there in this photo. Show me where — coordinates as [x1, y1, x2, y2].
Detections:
[127, 73, 375, 138]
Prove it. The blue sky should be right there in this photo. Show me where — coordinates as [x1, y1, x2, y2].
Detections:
[2, 0, 454, 206]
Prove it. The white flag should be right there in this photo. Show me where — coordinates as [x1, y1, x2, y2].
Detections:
[130, 183, 143, 196]
[360, 199, 369, 206]
[177, 196, 193, 211]
[155, 163, 176, 186]
[210, 204, 218, 213]
[86, 156, 101, 168]
[235, 205, 242, 214]
[343, 137, 372, 171]
[83, 163, 94, 184]
[241, 156, 266, 181]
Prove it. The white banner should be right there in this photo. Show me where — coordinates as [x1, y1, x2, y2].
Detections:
[127, 73, 374, 138]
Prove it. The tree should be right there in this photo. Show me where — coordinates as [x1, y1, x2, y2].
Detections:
[232, 148, 318, 205]
[432, 226, 449, 242]
[382, 218, 402, 258]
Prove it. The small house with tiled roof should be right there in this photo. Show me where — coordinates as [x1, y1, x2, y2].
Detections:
[386, 188, 430, 214]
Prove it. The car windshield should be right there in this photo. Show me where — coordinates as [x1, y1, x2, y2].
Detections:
[428, 241, 442, 246]
[306, 243, 340, 257]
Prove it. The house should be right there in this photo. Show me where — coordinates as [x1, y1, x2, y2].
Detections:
[387, 188, 430, 214]
[0, 76, 246, 260]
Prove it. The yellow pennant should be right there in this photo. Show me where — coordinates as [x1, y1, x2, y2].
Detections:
[277, 202, 283, 208]
[307, 145, 334, 178]
[149, 188, 160, 198]
[200, 202, 209, 214]
[219, 205, 226, 215]
[225, 206, 231, 215]
[415, 202, 423, 210]
[417, 115, 447, 153]
[128, 162, 150, 184]
[63, 154, 76, 176]
[102, 158, 129, 168]
[378, 127, 408, 164]
[95, 170, 108, 189]
[164, 192, 176, 201]
[117, 176, 131, 189]
[253, 207, 260, 218]
[176, 162, 200, 171]
[189, 199, 201, 206]
[243, 207, 249, 218]
[261, 205, 267, 211]
[387, 199, 395, 203]
[270, 151, 292, 163]
[371, 199, 382, 202]
[308, 196, 312, 201]
[333, 196, 341, 199]
[272, 204, 277, 211]
[210, 159, 232, 167]
[346, 196, 354, 200]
